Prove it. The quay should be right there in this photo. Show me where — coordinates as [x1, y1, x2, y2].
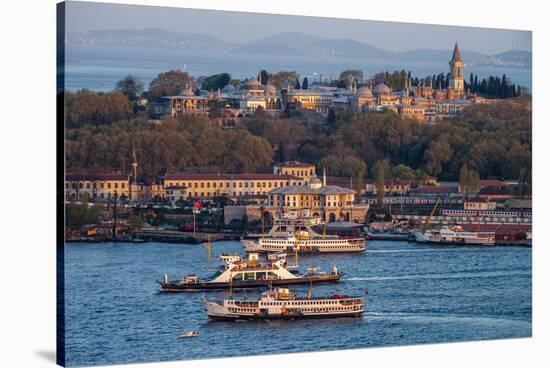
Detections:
[132, 229, 240, 243]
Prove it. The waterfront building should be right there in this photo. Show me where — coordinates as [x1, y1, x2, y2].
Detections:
[164, 173, 304, 199]
[464, 198, 497, 211]
[165, 185, 188, 207]
[65, 173, 130, 201]
[268, 176, 369, 222]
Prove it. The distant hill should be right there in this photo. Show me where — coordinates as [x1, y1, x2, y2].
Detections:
[395, 49, 486, 63]
[66, 28, 531, 70]
[304, 39, 392, 59]
[235, 32, 324, 51]
[470, 50, 532, 68]
[228, 42, 307, 56]
[67, 28, 234, 52]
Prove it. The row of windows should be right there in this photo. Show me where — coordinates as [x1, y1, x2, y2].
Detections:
[167, 181, 290, 189]
[190, 191, 269, 198]
[66, 182, 125, 190]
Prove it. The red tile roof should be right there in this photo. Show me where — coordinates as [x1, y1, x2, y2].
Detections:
[164, 173, 299, 181]
[66, 173, 129, 181]
[480, 179, 508, 188]
[411, 186, 457, 193]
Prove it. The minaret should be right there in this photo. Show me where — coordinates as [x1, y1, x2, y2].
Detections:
[131, 145, 138, 184]
[323, 167, 327, 187]
[449, 41, 465, 94]
[130, 145, 138, 201]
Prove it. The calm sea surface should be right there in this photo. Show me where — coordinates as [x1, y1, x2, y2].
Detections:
[62, 46, 532, 92]
[64, 240, 532, 367]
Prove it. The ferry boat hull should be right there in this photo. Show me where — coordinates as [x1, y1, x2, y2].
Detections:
[415, 226, 495, 246]
[205, 287, 365, 320]
[207, 309, 363, 320]
[242, 238, 366, 254]
[158, 274, 340, 291]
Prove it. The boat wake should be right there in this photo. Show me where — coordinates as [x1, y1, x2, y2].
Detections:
[363, 311, 532, 328]
[345, 269, 531, 282]
[366, 248, 483, 254]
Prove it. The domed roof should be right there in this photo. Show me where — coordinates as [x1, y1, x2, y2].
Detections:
[357, 86, 374, 97]
[308, 176, 322, 189]
[373, 82, 391, 95]
[222, 84, 236, 92]
[244, 78, 262, 89]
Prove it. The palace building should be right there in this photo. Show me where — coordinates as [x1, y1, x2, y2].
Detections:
[268, 175, 369, 222]
[151, 85, 209, 117]
[164, 173, 305, 199]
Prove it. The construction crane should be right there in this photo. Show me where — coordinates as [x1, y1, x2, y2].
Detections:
[423, 197, 441, 231]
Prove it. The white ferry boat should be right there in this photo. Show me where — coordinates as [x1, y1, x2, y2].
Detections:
[415, 225, 495, 245]
[243, 231, 366, 254]
[205, 287, 364, 320]
[158, 252, 341, 291]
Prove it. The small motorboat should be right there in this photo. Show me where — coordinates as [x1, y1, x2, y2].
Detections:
[180, 331, 199, 338]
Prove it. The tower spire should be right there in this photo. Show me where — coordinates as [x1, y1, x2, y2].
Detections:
[451, 41, 462, 62]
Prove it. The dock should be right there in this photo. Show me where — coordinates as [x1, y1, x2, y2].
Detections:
[132, 229, 240, 243]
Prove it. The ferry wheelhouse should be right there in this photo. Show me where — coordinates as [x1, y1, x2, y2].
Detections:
[158, 252, 341, 291]
[205, 287, 364, 320]
[245, 210, 333, 239]
[415, 225, 495, 245]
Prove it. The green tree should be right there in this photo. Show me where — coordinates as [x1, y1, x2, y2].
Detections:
[115, 75, 144, 100]
[517, 167, 532, 197]
[259, 70, 269, 85]
[391, 164, 415, 180]
[202, 73, 231, 91]
[424, 139, 453, 177]
[372, 159, 390, 210]
[302, 77, 309, 90]
[268, 71, 300, 89]
[129, 214, 144, 230]
[149, 70, 196, 99]
[459, 164, 480, 198]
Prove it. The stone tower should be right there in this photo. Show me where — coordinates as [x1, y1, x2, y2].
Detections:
[449, 42, 464, 95]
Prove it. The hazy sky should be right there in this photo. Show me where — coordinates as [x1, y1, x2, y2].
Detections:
[65, 1, 532, 54]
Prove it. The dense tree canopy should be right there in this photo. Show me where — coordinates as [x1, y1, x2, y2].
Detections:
[66, 114, 273, 177]
[65, 90, 133, 128]
[65, 85, 531, 184]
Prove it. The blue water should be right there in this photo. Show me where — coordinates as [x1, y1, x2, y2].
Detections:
[64, 240, 532, 366]
[63, 46, 532, 92]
